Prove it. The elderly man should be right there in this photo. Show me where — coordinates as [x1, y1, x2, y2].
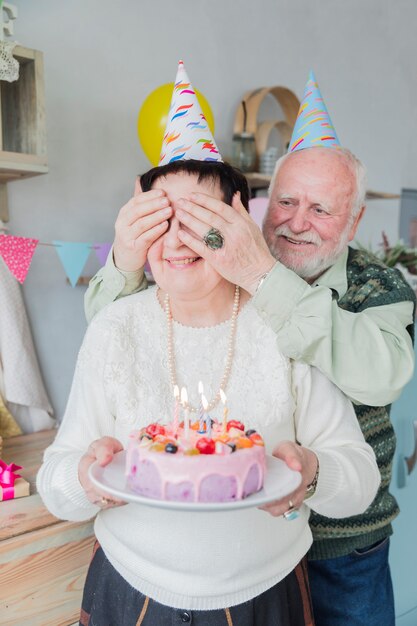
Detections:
[84, 145, 415, 626]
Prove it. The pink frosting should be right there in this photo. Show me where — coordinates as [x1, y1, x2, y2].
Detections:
[125, 425, 266, 502]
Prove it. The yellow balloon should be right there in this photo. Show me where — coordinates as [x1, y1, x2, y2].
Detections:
[137, 83, 215, 166]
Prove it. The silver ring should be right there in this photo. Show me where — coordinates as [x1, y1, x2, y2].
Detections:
[283, 499, 300, 521]
[203, 227, 224, 250]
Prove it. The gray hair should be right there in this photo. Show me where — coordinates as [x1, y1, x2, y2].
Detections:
[268, 147, 367, 217]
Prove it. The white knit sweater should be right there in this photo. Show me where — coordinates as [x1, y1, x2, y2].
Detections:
[37, 287, 379, 610]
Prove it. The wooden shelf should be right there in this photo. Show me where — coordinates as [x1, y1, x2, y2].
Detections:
[0, 45, 48, 221]
[0, 152, 48, 182]
[246, 172, 273, 190]
[246, 172, 400, 201]
[365, 190, 400, 201]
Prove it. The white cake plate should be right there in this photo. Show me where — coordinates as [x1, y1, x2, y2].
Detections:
[88, 450, 302, 513]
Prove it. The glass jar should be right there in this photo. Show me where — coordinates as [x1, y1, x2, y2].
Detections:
[231, 132, 257, 172]
[259, 146, 280, 175]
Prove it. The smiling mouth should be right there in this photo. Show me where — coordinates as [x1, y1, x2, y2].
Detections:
[282, 236, 315, 246]
[165, 257, 201, 265]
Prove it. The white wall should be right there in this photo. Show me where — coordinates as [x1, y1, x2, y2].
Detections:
[8, 0, 417, 418]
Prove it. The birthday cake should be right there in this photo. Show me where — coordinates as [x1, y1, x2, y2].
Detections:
[125, 419, 266, 503]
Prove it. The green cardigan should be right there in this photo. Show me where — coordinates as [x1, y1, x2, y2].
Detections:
[309, 248, 416, 559]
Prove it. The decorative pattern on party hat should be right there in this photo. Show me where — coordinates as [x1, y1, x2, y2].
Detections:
[288, 71, 340, 153]
[159, 60, 222, 165]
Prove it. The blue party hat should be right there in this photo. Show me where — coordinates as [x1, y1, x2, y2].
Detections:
[288, 71, 340, 152]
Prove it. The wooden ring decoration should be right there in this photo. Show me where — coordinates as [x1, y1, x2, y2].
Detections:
[256, 120, 293, 157]
[233, 86, 300, 163]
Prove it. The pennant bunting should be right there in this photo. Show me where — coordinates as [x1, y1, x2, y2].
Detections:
[0, 234, 39, 283]
[53, 241, 92, 288]
[94, 242, 112, 266]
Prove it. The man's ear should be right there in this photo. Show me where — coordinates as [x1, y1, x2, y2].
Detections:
[348, 205, 366, 241]
[134, 176, 142, 196]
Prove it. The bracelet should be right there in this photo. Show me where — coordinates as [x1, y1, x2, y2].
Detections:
[254, 264, 276, 295]
[305, 458, 320, 499]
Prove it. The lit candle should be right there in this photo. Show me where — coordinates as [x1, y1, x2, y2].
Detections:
[220, 389, 228, 435]
[181, 387, 189, 441]
[197, 381, 205, 432]
[202, 395, 211, 437]
[173, 384, 180, 434]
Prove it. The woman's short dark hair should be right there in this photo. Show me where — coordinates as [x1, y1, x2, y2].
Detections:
[139, 160, 250, 211]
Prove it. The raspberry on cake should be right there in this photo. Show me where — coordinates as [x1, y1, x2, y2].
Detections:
[125, 419, 266, 503]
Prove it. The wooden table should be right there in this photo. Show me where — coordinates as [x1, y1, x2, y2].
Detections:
[0, 430, 95, 626]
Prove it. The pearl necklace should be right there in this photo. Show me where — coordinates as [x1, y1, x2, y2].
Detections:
[164, 285, 240, 413]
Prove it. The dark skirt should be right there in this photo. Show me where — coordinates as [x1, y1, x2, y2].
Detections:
[80, 542, 314, 626]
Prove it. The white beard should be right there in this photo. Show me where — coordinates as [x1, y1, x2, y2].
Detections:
[267, 224, 350, 282]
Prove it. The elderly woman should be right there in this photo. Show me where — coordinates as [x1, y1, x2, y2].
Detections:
[37, 159, 379, 626]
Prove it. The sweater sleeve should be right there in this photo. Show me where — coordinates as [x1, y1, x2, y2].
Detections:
[84, 246, 148, 323]
[36, 313, 119, 521]
[291, 362, 380, 518]
[253, 261, 415, 406]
